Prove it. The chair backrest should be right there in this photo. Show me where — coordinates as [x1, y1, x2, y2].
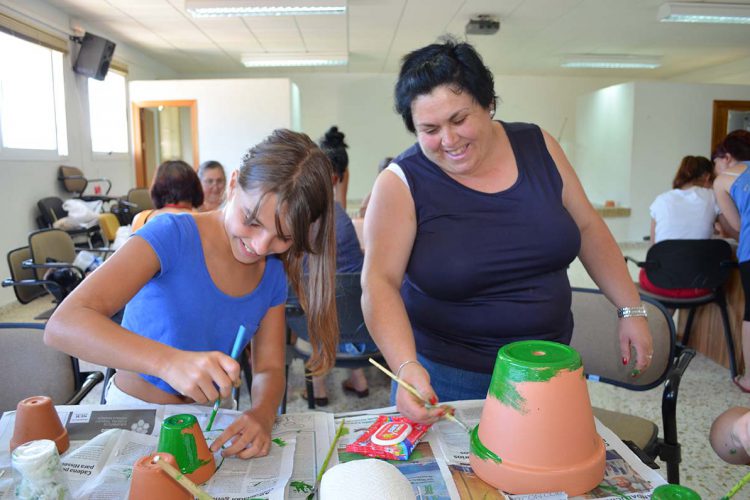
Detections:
[570, 287, 675, 390]
[645, 239, 734, 290]
[37, 196, 67, 228]
[0, 323, 77, 412]
[28, 229, 78, 280]
[58, 165, 87, 195]
[6, 246, 47, 304]
[127, 188, 154, 212]
[287, 272, 373, 346]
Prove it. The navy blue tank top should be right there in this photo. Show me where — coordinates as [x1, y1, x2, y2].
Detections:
[397, 121, 581, 373]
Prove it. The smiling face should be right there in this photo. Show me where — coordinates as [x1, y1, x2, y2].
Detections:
[200, 167, 227, 209]
[223, 176, 293, 265]
[411, 84, 497, 177]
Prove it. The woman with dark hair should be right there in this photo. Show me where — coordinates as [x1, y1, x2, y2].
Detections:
[639, 155, 719, 297]
[45, 129, 340, 459]
[713, 130, 750, 392]
[131, 160, 204, 231]
[361, 38, 653, 424]
[295, 126, 372, 406]
[320, 126, 350, 209]
[198, 160, 227, 212]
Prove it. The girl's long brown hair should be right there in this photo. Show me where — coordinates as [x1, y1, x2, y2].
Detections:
[238, 129, 338, 375]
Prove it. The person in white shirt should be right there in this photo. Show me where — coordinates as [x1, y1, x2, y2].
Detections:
[641, 155, 719, 297]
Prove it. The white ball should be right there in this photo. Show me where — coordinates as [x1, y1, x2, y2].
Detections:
[320, 458, 416, 500]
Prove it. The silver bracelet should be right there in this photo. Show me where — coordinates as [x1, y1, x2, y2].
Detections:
[396, 359, 421, 379]
[617, 304, 648, 319]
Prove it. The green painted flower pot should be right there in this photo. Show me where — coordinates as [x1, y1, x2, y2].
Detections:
[156, 414, 215, 485]
[470, 340, 605, 495]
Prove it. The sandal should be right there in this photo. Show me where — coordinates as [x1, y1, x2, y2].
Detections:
[342, 380, 369, 398]
[300, 390, 329, 407]
[733, 375, 750, 394]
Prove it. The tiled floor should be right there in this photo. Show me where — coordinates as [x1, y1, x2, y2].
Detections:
[2, 242, 748, 497]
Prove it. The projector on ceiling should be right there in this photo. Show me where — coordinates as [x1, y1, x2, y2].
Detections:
[466, 15, 500, 35]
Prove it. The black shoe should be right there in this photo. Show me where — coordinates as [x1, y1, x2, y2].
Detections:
[342, 380, 369, 398]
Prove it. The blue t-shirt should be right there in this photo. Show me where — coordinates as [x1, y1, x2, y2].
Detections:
[730, 161, 750, 263]
[121, 213, 288, 394]
[397, 121, 581, 373]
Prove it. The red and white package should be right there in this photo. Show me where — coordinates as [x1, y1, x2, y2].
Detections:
[345, 415, 431, 461]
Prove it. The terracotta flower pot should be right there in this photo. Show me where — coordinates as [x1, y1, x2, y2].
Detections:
[9, 396, 69, 455]
[469, 340, 605, 496]
[156, 414, 216, 485]
[128, 452, 192, 500]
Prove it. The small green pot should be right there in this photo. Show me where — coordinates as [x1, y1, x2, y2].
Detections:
[651, 484, 702, 500]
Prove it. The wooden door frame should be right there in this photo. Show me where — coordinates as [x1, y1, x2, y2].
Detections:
[132, 99, 199, 187]
[712, 100, 750, 153]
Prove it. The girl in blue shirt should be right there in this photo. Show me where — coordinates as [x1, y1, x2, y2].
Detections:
[45, 129, 339, 460]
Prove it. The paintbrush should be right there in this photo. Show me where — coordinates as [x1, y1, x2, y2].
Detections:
[153, 455, 214, 500]
[306, 418, 346, 500]
[368, 358, 471, 433]
[206, 325, 247, 431]
[723, 470, 750, 499]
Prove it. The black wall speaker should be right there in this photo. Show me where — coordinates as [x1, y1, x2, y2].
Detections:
[73, 32, 116, 81]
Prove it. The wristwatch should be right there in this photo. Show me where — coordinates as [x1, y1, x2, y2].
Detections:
[617, 305, 648, 319]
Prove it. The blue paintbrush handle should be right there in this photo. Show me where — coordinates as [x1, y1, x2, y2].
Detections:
[230, 325, 247, 360]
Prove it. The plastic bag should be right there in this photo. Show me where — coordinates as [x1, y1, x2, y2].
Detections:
[111, 225, 132, 251]
[62, 199, 102, 227]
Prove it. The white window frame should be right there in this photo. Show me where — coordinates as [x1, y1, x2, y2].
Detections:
[88, 67, 131, 161]
[0, 29, 69, 161]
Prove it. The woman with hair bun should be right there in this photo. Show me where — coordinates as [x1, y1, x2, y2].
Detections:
[320, 126, 350, 210]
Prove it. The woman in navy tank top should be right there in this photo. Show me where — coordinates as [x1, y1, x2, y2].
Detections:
[361, 38, 654, 424]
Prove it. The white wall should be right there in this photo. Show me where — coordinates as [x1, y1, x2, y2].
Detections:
[575, 83, 635, 207]
[289, 73, 619, 205]
[129, 79, 295, 174]
[576, 81, 750, 242]
[0, 0, 176, 304]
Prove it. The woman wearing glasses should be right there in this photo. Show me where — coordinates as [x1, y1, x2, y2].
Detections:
[198, 160, 227, 212]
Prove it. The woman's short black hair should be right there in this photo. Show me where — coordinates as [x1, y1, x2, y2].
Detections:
[395, 37, 497, 133]
[150, 160, 204, 208]
[319, 126, 349, 178]
[722, 130, 750, 162]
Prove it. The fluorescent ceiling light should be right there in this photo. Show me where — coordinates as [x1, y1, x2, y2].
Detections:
[561, 55, 662, 69]
[242, 52, 348, 67]
[186, 0, 346, 17]
[658, 2, 750, 24]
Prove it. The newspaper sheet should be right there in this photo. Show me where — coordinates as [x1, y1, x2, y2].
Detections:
[0, 400, 665, 499]
[336, 400, 667, 500]
[0, 404, 333, 500]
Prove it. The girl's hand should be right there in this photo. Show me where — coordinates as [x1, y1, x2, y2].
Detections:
[210, 409, 273, 459]
[618, 316, 653, 377]
[395, 363, 445, 425]
[159, 350, 240, 403]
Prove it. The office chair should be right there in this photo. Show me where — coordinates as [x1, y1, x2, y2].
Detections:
[127, 188, 154, 213]
[625, 239, 737, 379]
[285, 272, 384, 410]
[0, 323, 103, 412]
[3, 246, 59, 320]
[570, 287, 695, 485]
[36, 196, 105, 248]
[58, 165, 115, 202]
